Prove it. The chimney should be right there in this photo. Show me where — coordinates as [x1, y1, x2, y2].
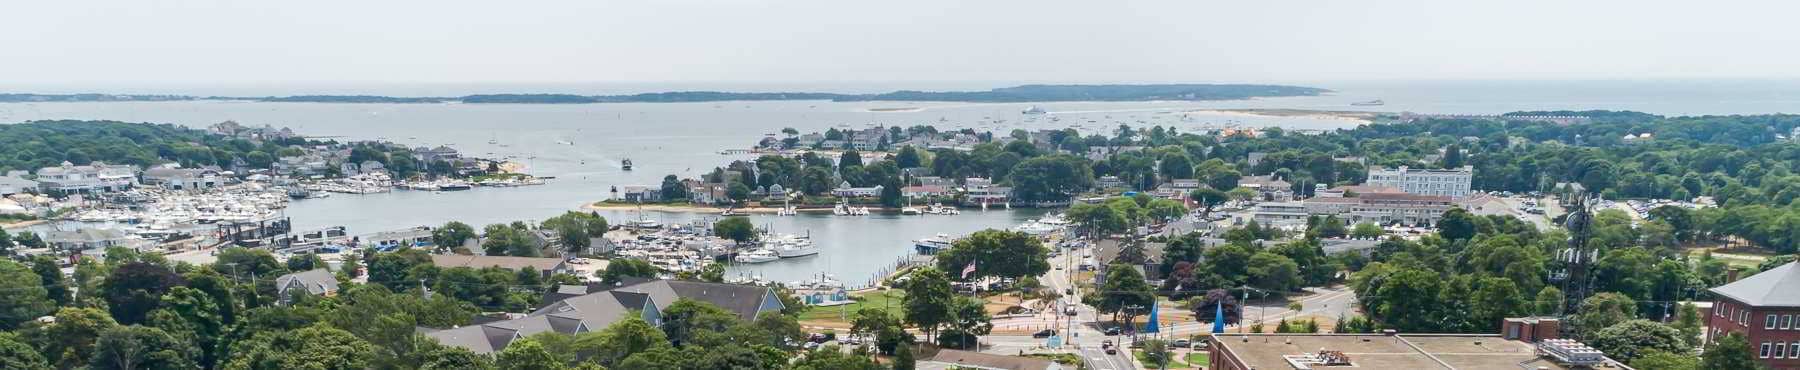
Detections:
[1727, 268, 1741, 283]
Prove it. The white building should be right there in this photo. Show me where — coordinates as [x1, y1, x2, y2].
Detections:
[35, 161, 139, 195]
[1365, 165, 1474, 198]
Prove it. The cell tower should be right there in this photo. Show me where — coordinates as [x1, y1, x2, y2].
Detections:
[1553, 194, 1599, 317]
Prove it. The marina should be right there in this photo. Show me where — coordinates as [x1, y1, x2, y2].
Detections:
[3, 98, 1361, 283]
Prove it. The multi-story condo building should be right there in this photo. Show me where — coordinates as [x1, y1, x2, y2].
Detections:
[1365, 165, 1474, 198]
[34, 161, 140, 195]
[1709, 261, 1800, 369]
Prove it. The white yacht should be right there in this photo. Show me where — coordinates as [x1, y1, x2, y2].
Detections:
[900, 206, 923, 215]
[734, 249, 780, 264]
[768, 234, 819, 258]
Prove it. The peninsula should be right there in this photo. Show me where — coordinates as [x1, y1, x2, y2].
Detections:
[0, 83, 1329, 104]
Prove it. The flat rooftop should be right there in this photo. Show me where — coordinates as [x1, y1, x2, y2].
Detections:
[1211, 334, 1570, 370]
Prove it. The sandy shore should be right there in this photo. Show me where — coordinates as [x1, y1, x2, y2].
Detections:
[583, 202, 842, 214]
[1, 219, 47, 230]
[1183, 108, 1381, 123]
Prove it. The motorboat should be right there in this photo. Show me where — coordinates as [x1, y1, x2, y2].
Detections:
[621, 159, 634, 171]
[734, 249, 780, 264]
[914, 233, 955, 254]
[900, 206, 923, 215]
[767, 234, 819, 258]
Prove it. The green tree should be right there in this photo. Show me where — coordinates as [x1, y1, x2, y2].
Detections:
[542, 211, 608, 253]
[0, 260, 52, 330]
[660, 174, 690, 201]
[1246, 252, 1301, 292]
[1700, 332, 1757, 370]
[88, 325, 197, 370]
[0, 332, 48, 370]
[1630, 351, 1699, 370]
[0, 228, 13, 257]
[892, 341, 916, 370]
[494, 338, 564, 370]
[791, 345, 883, 370]
[1090, 264, 1156, 324]
[726, 182, 751, 203]
[103, 262, 186, 325]
[895, 146, 922, 168]
[1671, 302, 1703, 347]
[1188, 188, 1228, 218]
[1351, 222, 1384, 239]
[26, 307, 116, 368]
[713, 216, 757, 245]
[1066, 202, 1127, 239]
[1533, 286, 1563, 316]
[587, 317, 671, 366]
[1437, 208, 1478, 240]
[1587, 320, 1686, 365]
[1007, 155, 1094, 202]
[1574, 293, 1637, 335]
[221, 325, 375, 370]
[432, 221, 477, 251]
[599, 258, 658, 284]
[148, 287, 224, 367]
[902, 268, 955, 344]
[932, 229, 1050, 281]
[1469, 277, 1527, 330]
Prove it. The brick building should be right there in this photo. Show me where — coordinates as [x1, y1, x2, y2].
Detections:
[1708, 261, 1800, 369]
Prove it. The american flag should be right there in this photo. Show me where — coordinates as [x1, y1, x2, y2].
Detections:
[961, 261, 977, 279]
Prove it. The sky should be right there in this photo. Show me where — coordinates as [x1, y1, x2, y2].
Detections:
[3, 0, 1798, 92]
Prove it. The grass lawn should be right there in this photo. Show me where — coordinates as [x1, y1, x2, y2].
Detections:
[1133, 349, 1209, 369]
[799, 290, 906, 323]
[1185, 352, 1208, 367]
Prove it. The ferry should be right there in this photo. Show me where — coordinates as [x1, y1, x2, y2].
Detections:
[914, 233, 955, 254]
[1351, 99, 1385, 106]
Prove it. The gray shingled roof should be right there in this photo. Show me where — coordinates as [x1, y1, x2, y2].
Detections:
[275, 268, 340, 295]
[1710, 261, 1800, 307]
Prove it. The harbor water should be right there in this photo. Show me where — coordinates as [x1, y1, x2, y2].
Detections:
[7, 79, 1797, 281]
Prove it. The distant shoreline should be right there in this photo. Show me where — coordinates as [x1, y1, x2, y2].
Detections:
[0, 84, 1329, 105]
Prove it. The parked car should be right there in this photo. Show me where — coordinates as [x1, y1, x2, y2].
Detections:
[1174, 339, 1191, 348]
[1032, 329, 1057, 338]
[1104, 327, 1122, 336]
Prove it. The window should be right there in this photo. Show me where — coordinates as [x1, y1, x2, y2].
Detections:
[1762, 342, 1772, 358]
[1793, 341, 1800, 359]
[1780, 342, 1789, 359]
[1768, 314, 1779, 329]
[1784, 315, 1793, 330]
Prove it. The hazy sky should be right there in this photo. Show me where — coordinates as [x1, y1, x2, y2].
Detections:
[3, 0, 1798, 89]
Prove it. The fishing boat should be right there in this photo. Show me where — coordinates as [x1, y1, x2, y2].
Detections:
[914, 233, 955, 254]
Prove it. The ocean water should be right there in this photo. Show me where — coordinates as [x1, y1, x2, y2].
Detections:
[4, 79, 1794, 282]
